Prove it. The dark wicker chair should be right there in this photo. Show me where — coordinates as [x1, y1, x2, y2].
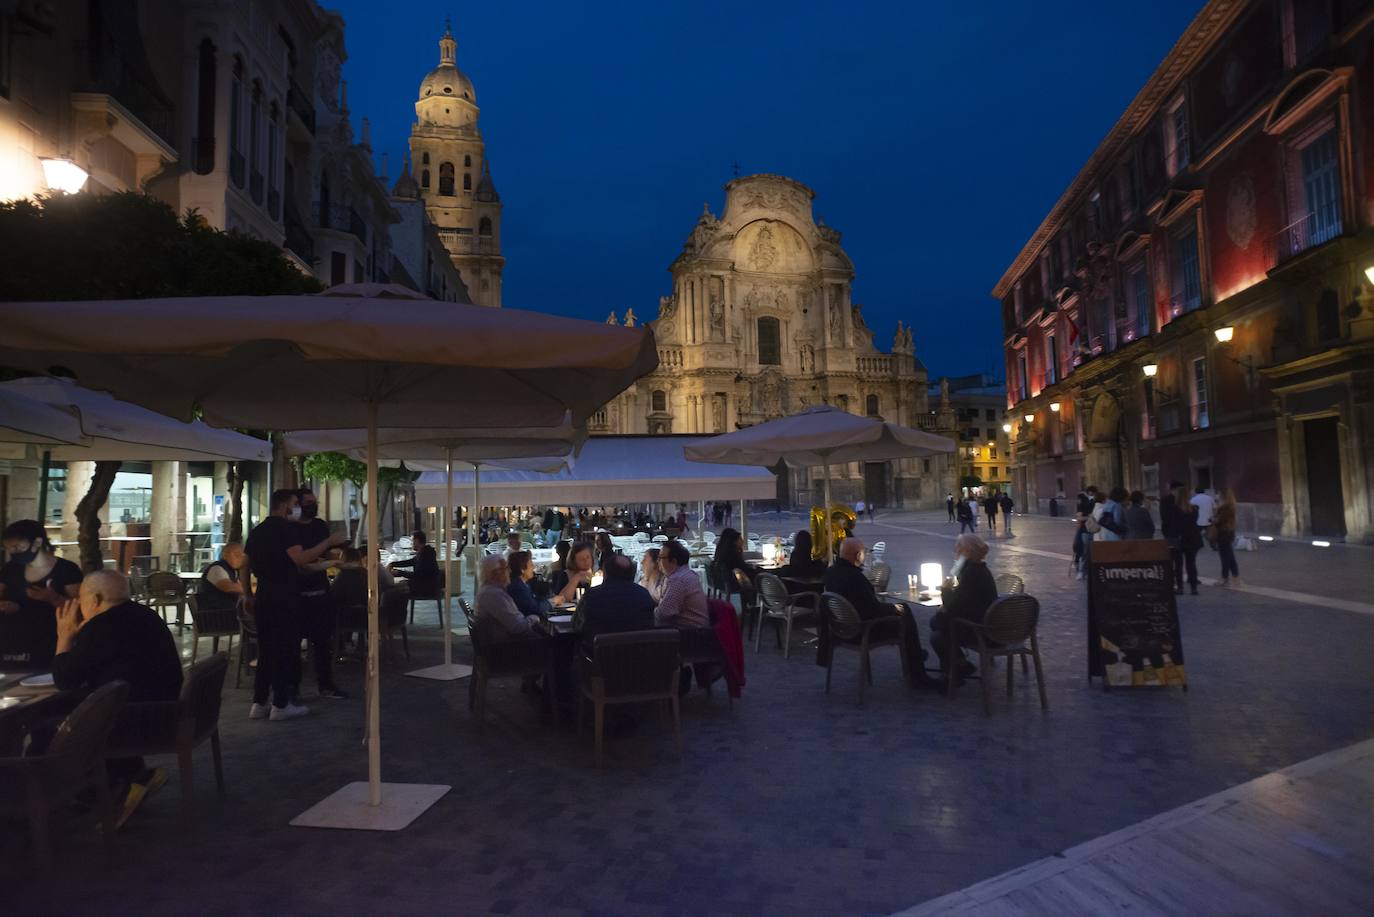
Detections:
[578, 629, 681, 767]
[146, 571, 189, 629]
[0, 681, 128, 867]
[732, 568, 760, 639]
[820, 592, 907, 705]
[105, 654, 228, 829]
[408, 570, 446, 624]
[234, 605, 258, 689]
[994, 573, 1026, 595]
[679, 605, 732, 709]
[863, 561, 892, 594]
[466, 607, 556, 732]
[187, 593, 240, 665]
[755, 572, 819, 658]
[948, 594, 1047, 715]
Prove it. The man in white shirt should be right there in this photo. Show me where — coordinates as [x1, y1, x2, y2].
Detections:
[653, 539, 708, 629]
[1189, 488, 1215, 527]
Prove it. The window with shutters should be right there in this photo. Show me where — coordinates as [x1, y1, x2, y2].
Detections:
[757, 317, 781, 365]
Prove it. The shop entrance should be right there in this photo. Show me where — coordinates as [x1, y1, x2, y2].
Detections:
[1304, 417, 1346, 537]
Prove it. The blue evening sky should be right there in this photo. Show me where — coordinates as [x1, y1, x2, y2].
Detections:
[328, 1, 1203, 380]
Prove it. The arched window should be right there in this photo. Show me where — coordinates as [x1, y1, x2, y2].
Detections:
[420, 169, 430, 188]
[757, 317, 781, 365]
[421, 152, 430, 165]
[463, 172, 472, 191]
[866, 394, 879, 417]
[478, 216, 492, 236]
[194, 39, 216, 174]
[464, 154, 472, 167]
[652, 389, 667, 412]
[439, 162, 454, 195]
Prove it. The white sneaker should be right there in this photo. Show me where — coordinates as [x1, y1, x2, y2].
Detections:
[269, 702, 310, 721]
[248, 703, 270, 720]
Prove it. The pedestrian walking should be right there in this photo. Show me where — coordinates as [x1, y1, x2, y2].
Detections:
[1123, 490, 1155, 540]
[999, 492, 1014, 536]
[1215, 488, 1241, 585]
[1160, 481, 1201, 595]
[984, 492, 999, 533]
[956, 497, 976, 534]
[946, 493, 956, 522]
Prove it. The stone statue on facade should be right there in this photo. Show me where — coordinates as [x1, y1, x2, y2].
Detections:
[709, 297, 726, 340]
[658, 294, 676, 320]
[711, 397, 724, 432]
[606, 311, 619, 325]
[892, 321, 913, 353]
[829, 299, 842, 338]
[939, 377, 951, 410]
[623, 308, 636, 328]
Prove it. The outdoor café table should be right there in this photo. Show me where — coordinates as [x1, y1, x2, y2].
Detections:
[0, 671, 73, 754]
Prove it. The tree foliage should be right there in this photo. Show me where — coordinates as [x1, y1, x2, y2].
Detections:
[960, 474, 983, 489]
[0, 191, 321, 301]
[302, 452, 418, 488]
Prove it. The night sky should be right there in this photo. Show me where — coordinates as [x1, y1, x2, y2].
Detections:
[329, 1, 1203, 380]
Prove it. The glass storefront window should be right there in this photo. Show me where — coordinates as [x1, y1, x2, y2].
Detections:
[109, 471, 153, 524]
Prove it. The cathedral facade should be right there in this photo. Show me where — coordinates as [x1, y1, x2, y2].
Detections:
[595, 174, 949, 509]
[407, 26, 504, 306]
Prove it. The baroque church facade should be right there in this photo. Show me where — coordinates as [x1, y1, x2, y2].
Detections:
[595, 174, 951, 509]
[406, 26, 503, 306]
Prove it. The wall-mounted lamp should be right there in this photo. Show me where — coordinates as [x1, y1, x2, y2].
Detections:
[40, 158, 89, 194]
[1049, 401, 1061, 412]
[1002, 423, 1012, 433]
[1142, 363, 1159, 378]
[1364, 265, 1374, 286]
[1214, 325, 1256, 380]
[1214, 326, 1234, 343]
[1024, 413, 1035, 423]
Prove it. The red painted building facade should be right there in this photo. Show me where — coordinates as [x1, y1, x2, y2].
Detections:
[995, 0, 1374, 542]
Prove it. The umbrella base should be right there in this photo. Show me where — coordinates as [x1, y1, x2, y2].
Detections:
[404, 662, 473, 681]
[290, 781, 450, 831]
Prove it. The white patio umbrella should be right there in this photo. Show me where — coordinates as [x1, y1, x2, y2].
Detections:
[684, 405, 955, 562]
[0, 293, 657, 830]
[0, 383, 84, 445]
[282, 427, 581, 681]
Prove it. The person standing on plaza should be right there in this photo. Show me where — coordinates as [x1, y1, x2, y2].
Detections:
[291, 487, 348, 700]
[1190, 486, 1216, 532]
[854, 499, 867, 523]
[1092, 487, 1127, 541]
[946, 493, 956, 522]
[1214, 489, 1241, 586]
[956, 497, 976, 534]
[1160, 481, 1201, 595]
[243, 489, 345, 721]
[0, 519, 83, 668]
[999, 491, 1014, 536]
[1124, 490, 1155, 540]
[983, 492, 999, 533]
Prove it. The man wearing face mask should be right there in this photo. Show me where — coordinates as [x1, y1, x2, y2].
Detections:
[243, 489, 347, 721]
[930, 534, 999, 682]
[291, 487, 348, 700]
[1, 519, 84, 667]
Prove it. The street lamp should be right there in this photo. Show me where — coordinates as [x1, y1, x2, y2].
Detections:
[1024, 413, 1034, 423]
[1214, 326, 1234, 343]
[1002, 423, 1011, 433]
[1142, 363, 1158, 378]
[40, 158, 88, 194]
[1049, 401, 1061, 412]
[1365, 265, 1374, 286]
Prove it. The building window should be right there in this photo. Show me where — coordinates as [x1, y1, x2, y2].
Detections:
[229, 57, 244, 187]
[757, 317, 781, 365]
[969, 427, 981, 440]
[989, 447, 998, 459]
[463, 172, 472, 191]
[1165, 97, 1190, 176]
[651, 389, 666, 412]
[479, 216, 492, 236]
[1045, 333, 1058, 385]
[985, 408, 995, 421]
[1171, 227, 1202, 315]
[249, 82, 263, 203]
[1299, 128, 1342, 249]
[1189, 356, 1210, 430]
[421, 169, 430, 188]
[1128, 263, 1150, 339]
[1013, 283, 1024, 323]
[1064, 412, 1077, 452]
[464, 154, 472, 167]
[193, 39, 216, 174]
[330, 251, 346, 286]
[422, 152, 430, 165]
[1017, 351, 1029, 402]
[439, 163, 455, 195]
[866, 394, 879, 417]
[1142, 377, 1157, 440]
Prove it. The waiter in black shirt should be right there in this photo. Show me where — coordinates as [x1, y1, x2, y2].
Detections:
[243, 489, 346, 721]
[292, 487, 347, 699]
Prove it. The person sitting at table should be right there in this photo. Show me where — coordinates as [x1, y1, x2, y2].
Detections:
[549, 539, 570, 576]
[52, 569, 183, 826]
[196, 542, 245, 615]
[779, 530, 826, 581]
[822, 537, 941, 689]
[575, 554, 655, 651]
[594, 531, 617, 571]
[388, 530, 439, 594]
[638, 547, 666, 602]
[713, 527, 751, 586]
[0, 518, 84, 668]
[474, 554, 543, 641]
[504, 532, 523, 558]
[654, 539, 708, 630]
[550, 541, 594, 604]
[929, 534, 999, 683]
[507, 550, 551, 618]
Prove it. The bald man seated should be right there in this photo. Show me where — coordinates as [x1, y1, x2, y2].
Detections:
[821, 537, 941, 689]
[52, 570, 183, 704]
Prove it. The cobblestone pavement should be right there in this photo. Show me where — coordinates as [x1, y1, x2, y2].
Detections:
[6, 511, 1373, 915]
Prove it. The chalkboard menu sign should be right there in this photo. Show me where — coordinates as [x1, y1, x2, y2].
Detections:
[1087, 540, 1187, 690]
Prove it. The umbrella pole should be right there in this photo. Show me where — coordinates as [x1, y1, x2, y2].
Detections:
[740, 499, 747, 542]
[823, 461, 833, 565]
[444, 447, 453, 667]
[366, 403, 382, 806]
[471, 463, 482, 598]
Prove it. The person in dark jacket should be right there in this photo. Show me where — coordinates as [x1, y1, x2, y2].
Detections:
[1159, 481, 1202, 595]
[196, 542, 244, 614]
[780, 530, 826, 581]
[983, 493, 999, 533]
[388, 530, 439, 593]
[1124, 491, 1156, 540]
[574, 554, 655, 651]
[929, 534, 999, 679]
[821, 538, 940, 689]
[956, 498, 976, 534]
[506, 550, 551, 617]
[714, 527, 750, 585]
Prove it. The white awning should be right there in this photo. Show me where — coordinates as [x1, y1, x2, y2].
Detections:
[414, 436, 776, 506]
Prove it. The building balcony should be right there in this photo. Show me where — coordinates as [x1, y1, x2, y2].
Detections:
[436, 228, 499, 255]
[1267, 209, 1343, 265]
[72, 41, 176, 150]
[286, 77, 316, 134]
[312, 202, 367, 243]
[658, 347, 684, 370]
[856, 354, 894, 375]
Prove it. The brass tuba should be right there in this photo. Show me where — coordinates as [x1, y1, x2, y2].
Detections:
[809, 503, 857, 558]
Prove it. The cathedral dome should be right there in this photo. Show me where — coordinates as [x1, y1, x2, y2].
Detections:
[418, 26, 476, 105]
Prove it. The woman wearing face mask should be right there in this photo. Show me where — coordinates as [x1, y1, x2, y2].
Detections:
[0, 519, 84, 667]
[928, 534, 998, 683]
